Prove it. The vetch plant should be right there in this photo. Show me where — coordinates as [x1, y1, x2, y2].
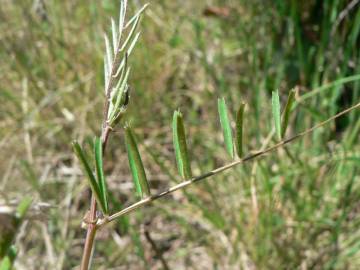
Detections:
[72, 1, 148, 269]
[72, 1, 360, 269]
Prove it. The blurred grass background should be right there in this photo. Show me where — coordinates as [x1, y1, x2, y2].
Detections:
[0, 0, 360, 269]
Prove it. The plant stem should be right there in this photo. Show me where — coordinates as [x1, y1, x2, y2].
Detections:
[80, 196, 97, 270]
[80, 122, 112, 270]
[144, 227, 170, 270]
[79, 2, 146, 267]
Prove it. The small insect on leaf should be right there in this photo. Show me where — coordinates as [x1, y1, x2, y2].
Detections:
[281, 89, 296, 138]
[236, 103, 245, 158]
[272, 90, 281, 140]
[172, 110, 192, 179]
[72, 141, 107, 213]
[94, 137, 109, 215]
[218, 98, 234, 158]
[124, 126, 151, 198]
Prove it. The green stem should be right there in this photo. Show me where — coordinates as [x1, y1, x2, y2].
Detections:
[80, 196, 97, 270]
[80, 126, 111, 270]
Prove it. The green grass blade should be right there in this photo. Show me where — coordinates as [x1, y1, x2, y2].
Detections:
[272, 90, 281, 140]
[172, 111, 183, 178]
[72, 141, 107, 213]
[235, 103, 245, 158]
[172, 110, 192, 179]
[94, 137, 109, 215]
[19, 160, 40, 191]
[124, 126, 150, 198]
[298, 74, 360, 102]
[281, 89, 296, 138]
[217, 98, 234, 158]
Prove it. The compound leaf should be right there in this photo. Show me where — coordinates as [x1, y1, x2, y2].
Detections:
[73, 141, 107, 213]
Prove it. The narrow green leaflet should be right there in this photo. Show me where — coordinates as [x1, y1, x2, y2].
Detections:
[236, 103, 245, 158]
[72, 141, 107, 213]
[94, 137, 109, 215]
[120, 13, 141, 52]
[272, 90, 281, 140]
[124, 126, 150, 198]
[0, 246, 17, 270]
[16, 197, 32, 220]
[125, 3, 149, 28]
[217, 98, 234, 158]
[281, 89, 296, 138]
[111, 18, 118, 53]
[172, 110, 192, 179]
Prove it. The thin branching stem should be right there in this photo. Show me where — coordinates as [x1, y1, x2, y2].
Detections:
[80, 125, 112, 270]
[80, 3, 145, 268]
[80, 196, 97, 270]
[97, 101, 360, 228]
